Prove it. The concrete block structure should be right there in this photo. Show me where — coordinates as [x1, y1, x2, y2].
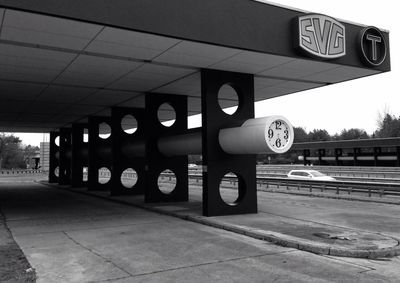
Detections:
[39, 142, 50, 171]
[0, 0, 391, 216]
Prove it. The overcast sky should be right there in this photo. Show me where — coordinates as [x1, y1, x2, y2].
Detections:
[15, 0, 399, 147]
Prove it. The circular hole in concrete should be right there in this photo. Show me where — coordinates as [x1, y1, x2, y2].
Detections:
[54, 166, 59, 177]
[121, 115, 138, 134]
[157, 169, 176, 194]
[218, 84, 239, 115]
[219, 172, 241, 205]
[83, 128, 89, 143]
[121, 168, 138, 188]
[98, 167, 111, 184]
[99, 122, 111, 139]
[82, 167, 88, 182]
[54, 136, 60, 147]
[158, 103, 176, 127]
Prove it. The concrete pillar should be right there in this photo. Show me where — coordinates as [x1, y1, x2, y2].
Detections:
[396, 146, 400, 167]
[71, 123, 89, 187]
[58, 128, 72, 185]
[334, 148, 342, 166]
[318, 149, 325, 165]
[144, 93, 188, 203]
[303, 149, 310, 166]
[201, 69, 256, 216]
[353, 148, 360, 166]
[48, 131, 59, 183]
[87, 117, 113, 191]
[110, 107, 146, 196]
[373, 147, 381, 167]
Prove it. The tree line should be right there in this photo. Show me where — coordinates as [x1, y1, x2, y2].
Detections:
[260, 112, 400, 164]
[0, 134, 39, 170]
[293, 112, 400, 143]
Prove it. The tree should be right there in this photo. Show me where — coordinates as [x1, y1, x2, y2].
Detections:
[0, 133, 26, 169]
[308, 129, 331, 142]
[374, 113, 400, 138]
[336, 128, 369, 140]
[293, 127, 309, 143]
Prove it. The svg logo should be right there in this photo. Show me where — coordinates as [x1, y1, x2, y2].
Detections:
[295, 14, 346, 59]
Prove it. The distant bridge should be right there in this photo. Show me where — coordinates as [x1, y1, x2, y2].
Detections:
[291, 138, 400, 167]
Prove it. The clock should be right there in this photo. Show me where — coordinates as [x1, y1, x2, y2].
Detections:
[218, 115, 294, 155]
[266, 118, 292, 153]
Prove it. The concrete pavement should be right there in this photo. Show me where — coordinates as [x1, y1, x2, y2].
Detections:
[64, 182, 400, 259]
[1, 180, 400, 282]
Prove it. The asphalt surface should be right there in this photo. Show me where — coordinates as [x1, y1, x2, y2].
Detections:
[1, 178, 400, 282]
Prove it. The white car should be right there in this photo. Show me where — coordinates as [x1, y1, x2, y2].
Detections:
[287, 170, 336, 181]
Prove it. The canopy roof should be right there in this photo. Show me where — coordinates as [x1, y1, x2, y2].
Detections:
[0, 0, 390, 132]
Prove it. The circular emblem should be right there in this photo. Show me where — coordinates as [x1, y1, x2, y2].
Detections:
[359, 26, 387, 67]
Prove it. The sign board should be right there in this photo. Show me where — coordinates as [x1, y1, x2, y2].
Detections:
[295, 14, 346, 59]
[359, 26, 387, 67]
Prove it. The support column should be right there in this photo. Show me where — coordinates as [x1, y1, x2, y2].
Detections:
[88, 117, 113, 191]
[48, 131, 59, 183]
[373, 147, 381, 167]
[110, 107, 146, 196]
[335, 148, 342, 166]
[145, 93, 188, 203]
[318, 149, 325, 165]
[201, 69, 256, 216]
[59, 128, 72, 185]
[396, 146, 400, 167]
[353, 148, 360, 166]
[303, 149, 310, 166]
[71, 123, 89, 187]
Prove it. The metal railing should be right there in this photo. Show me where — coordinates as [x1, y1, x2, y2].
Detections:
[0, 169, 43, 175]
[68, 168, 400, 198]
[255, 166, 400, 179]
[185, 173, 400, 198]
[255, 177, 400, 198]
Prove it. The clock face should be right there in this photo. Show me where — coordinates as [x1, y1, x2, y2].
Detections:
[266, 119, 290, 151]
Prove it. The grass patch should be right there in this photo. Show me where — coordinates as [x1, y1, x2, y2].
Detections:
[1, 214, 36, 282]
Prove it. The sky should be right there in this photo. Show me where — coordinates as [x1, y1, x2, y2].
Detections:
[12, 0, 400, 147]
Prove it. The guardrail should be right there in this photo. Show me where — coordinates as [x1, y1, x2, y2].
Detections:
[189, 168, 400, 182]
[256, 177, 400, 198]
[257, 165, 400, 172]
[185, 173, 400, 198]
[70, 168, 400, 198]
[0, 169, 43, 175]
[255, 172, 400, 184]
[258, 169, 400, 179]
[257, 165, 400, 177]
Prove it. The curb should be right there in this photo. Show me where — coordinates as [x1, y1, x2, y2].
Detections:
[38, 181, 400, 259]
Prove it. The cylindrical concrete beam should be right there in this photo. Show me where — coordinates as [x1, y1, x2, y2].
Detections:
[121, 140, 146, 157]
[219, 116, 294, 154]
[157, 132, 202, 156]
[158, 116, 294, 156]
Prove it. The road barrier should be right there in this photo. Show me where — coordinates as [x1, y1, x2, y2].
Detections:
[256, 177, 400, 198]
[0, 169, 44, 175]
[98, 167, 400, 198]
[184, 173, 400, 198]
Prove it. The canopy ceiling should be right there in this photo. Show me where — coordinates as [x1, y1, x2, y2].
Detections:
[0, 4, 387, 132]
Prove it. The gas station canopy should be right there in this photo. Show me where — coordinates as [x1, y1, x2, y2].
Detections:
[0, 0, 390, 132]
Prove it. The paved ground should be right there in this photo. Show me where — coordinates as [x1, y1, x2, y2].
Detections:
[1, 179, 400, 282]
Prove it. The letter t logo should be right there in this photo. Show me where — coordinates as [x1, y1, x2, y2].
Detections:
[366, 34, 381, 61]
